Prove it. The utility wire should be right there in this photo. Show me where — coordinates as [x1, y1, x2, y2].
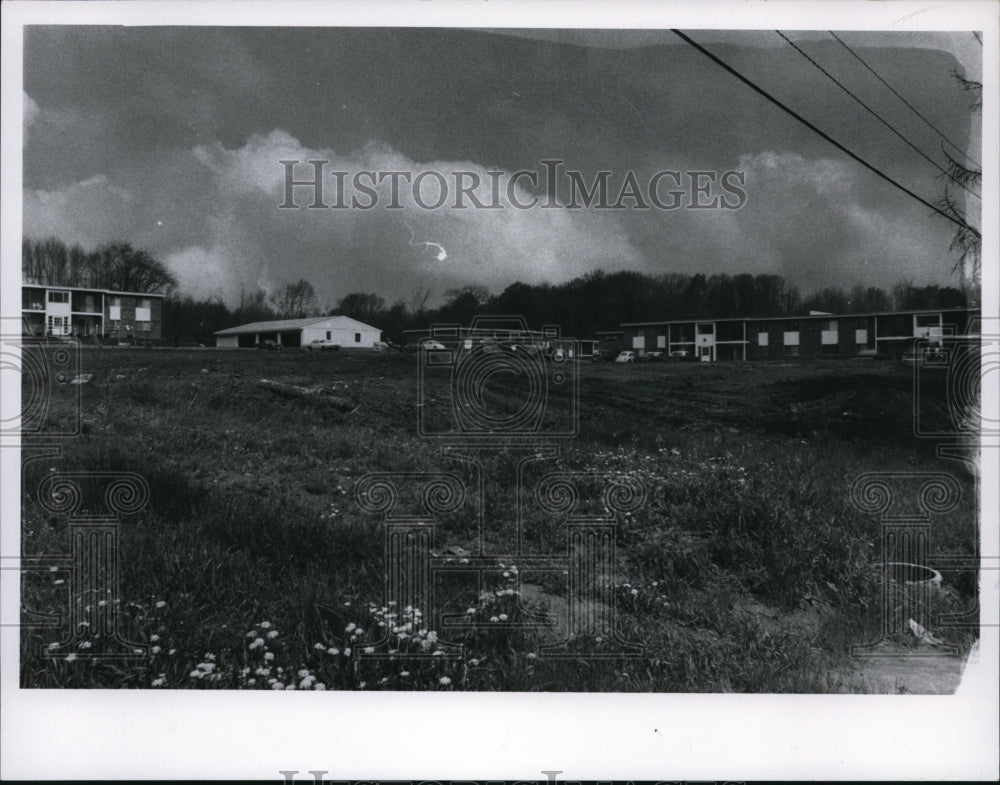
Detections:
[829, 31, 980, 169]
[777, 30, 979, 202]
[670, 29, 980, 238]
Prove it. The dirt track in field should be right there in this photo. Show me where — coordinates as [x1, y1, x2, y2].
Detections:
[78, 348, 926, 441]
[71, 347, 940, 461]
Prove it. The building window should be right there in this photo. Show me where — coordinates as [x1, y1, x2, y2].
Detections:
[326, 331, 331, 340]
[855, 329, 868, 344]
[632, 335, 645, 350]
[821, 328, 838, 345]
[656, 335, 666, 349]
[914, 313, 942, 339]
[757, 332, 769, 347]
[48, 291, 69, 303]
[880, 315, 908, 337]
[74, 294, 97, 312]
[354, 332, 361, 343]
[783, 331, 800, 346]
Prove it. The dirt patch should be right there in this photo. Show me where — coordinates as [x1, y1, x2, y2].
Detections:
[832, 647, 966, 694]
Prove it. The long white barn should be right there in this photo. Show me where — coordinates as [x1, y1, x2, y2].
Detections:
[214, 316, 381, 348]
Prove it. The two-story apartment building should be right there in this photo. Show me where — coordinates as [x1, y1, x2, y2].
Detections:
[620, 307, 978, 362]
[21, 284, 165, 341]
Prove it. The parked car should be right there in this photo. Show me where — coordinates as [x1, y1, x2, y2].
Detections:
[853, 348, 878, 360]
[645, 351, 665, 362]
[305, 339, 340, 352]
[257, 339, 282, 350]
[668, 350, 690, 361]
[422, 339, 447, 351]
[592, 347, 620, 362]
[615, 350, 636, 364]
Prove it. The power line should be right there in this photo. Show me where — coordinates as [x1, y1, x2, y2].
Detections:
[829, 31, 980, 169]
[776, 30, 979, 202]
[670, 29, 980, 238]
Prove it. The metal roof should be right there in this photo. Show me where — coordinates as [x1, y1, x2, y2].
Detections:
[214, 315, 379, 335]
[621, 306, 977, 328]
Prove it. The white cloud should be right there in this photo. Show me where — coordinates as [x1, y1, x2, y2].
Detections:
[23, 92, 40, 139]
[24, 174, 131, 249]
[180, 130, 644, 304]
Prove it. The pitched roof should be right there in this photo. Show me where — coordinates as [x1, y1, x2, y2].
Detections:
[214, 315, 379, 335]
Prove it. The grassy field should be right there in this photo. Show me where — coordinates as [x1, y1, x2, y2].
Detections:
[20, 346, 979, 691]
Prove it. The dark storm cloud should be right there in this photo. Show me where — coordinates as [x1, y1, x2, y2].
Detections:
[23, 27, 979, 305]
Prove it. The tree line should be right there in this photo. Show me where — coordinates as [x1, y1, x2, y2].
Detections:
[23, 237, 968, 346]
[164, 271, 966, 346]
[23, 237, 178, 294]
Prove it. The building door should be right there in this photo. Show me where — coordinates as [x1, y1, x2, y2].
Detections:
[695, 323, 716, 361]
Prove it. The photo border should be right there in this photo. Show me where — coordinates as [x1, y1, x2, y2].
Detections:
[2, 1, 997, 780]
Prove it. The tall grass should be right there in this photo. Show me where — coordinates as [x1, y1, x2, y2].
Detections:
[20, 355, 979, 691]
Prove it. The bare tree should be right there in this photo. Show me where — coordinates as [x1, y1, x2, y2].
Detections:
[234, 288, 277, 324]
[335, 292, 386, 324]
[270, 278, 317, 318]
[408, 285, 432, 316]
[90, 242, 178, 293]
[22, 238, 177, 294]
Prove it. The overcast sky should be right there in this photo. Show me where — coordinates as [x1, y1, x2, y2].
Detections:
[22, 27, 981, 308]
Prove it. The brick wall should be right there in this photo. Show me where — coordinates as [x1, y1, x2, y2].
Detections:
[149, 297, 163, 340]
[103, 294, 164, 341]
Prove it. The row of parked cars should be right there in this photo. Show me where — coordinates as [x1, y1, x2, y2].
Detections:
[595, 348, 692, 363]
[420, 338, 568, 361]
